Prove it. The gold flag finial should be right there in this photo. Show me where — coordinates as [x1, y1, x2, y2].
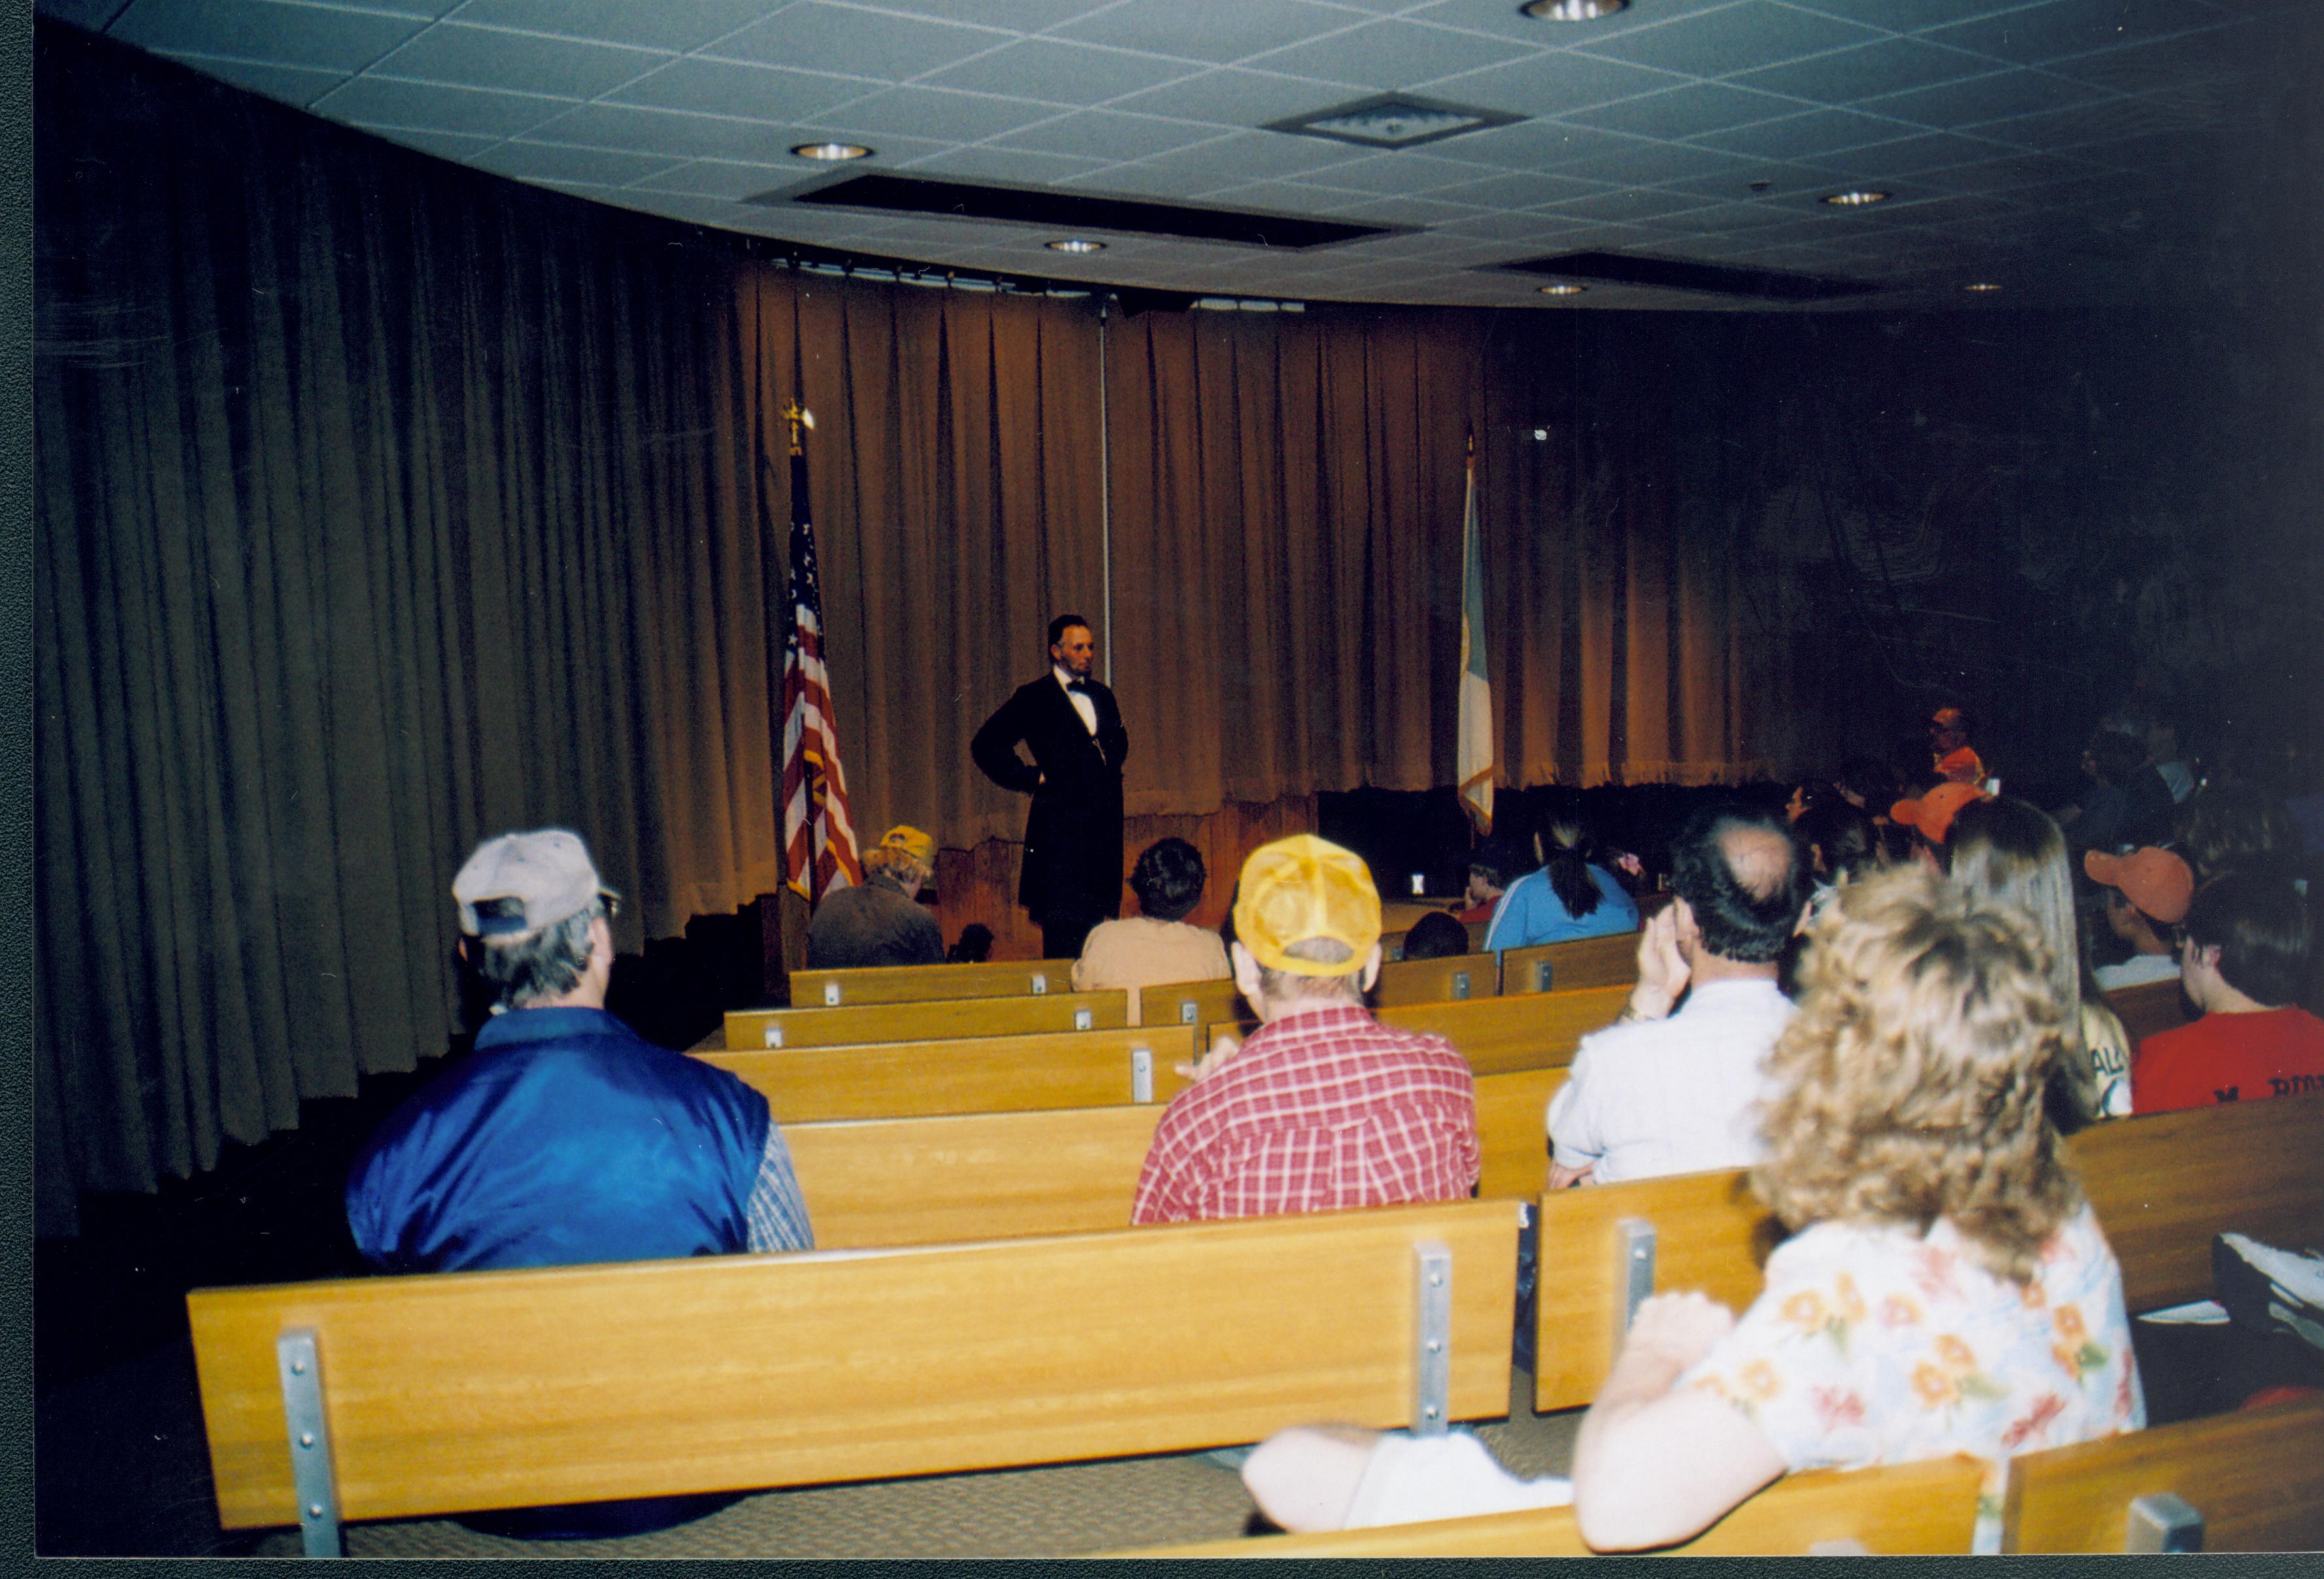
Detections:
[780, 398, 816, 456]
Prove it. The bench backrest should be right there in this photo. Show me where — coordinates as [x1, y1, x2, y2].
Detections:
[2102, 975, 2191, 1048]
[1374, 984, 1630, 1076]
[782, 1064, 1567, 1250]
[1123, 1456, 1984, 1556]
[190, 1199, 1522, 1539]
[1373, 953, 1501, 1008]
[1499, 930, 1641, 995]
[699, 1025, 1198, 1123]
[1527, 1091, 2324, 1414]
[2002, 1395, 2324, 1553]
[1134, 977, 1246, 1035]
[788, 957, 1077, 1007]
[723, 989, 1129, 1050]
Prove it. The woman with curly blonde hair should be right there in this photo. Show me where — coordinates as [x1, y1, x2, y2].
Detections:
[1240, 867, 2144, 1552]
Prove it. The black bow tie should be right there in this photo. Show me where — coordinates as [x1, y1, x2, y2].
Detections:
[1066, 679, 1091, 694]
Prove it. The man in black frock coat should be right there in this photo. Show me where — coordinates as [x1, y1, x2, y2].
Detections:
[971, 614, 1129, 959]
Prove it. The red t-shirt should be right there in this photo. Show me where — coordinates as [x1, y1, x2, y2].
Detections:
[2131, 1006, 2324, 1115]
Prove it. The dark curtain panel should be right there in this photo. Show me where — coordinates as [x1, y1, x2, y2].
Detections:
[35, 32, 786, 1223]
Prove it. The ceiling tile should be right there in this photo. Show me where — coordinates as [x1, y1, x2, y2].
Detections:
[1729, 35, 1995, 101]
[1197, 178, 1378, 217]
[526, 101, 814, 160]
[1540, 186, 1723, 222]
[1559, 80, 1802, 139]
[629, 157, 814, 199]
[1802, 129, 2015, 176]
[819, 83, 1066, 141]
[1659, 159, 1846, 199]
[1415, 49, 1689, 119]
[1105, 66, 1359, 129]
[370, 23, 667, 99]
[1114, 128, 1370, 186]
[111, 0, 424, 73]
[906, 143, 1114, 184]
[1550, 138, 1763, 186]
[606, 56, 867, 121]
[474, 140, 690, 185]
[35, 0, 133, 29]
[921, 37, 1199, 105]
[1976, 94, 2219, 152]
[1436, 208, 1597, 241]
[1572, 1, 1887, 77]
[1690, 105, 1919, 158]
[1912, 150, 2115, 192]
[1052, 0, 1361, 65]
[1438, 118, 1656, 172]
[1432, 168, 1612, 207]
[705, 1, 1011, 82]
[152, 49, 349, 107]
[1246, 18, 1539, 91]
[1922, 0, 2239, 66]
[445, 0, 786, 54]
[1768, 0, 2024, 29]
[1859, 67, 2109, 131]
[1063, 160, 1244, 199]
[1289, 150, 1502, 197]
[838, 0, 1108, 27]
[994, 108, 1223, 161]
[361, 125, 504, 161]
[1633, 197, 1814, 233]
[316, 74, 574, 138]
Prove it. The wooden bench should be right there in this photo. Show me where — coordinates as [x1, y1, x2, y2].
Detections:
[188, 1199, 1523, 1555]
[1134, 976, 1246, 1036]
[788, 957, 1076, 1007]
[698, 1025, 1199, 1123]
[1529, 1091, 2324, 1414]
[1373, 953, 1501, 1008]
[1372, 984, 1630, 1076]
[782, 1065, 1567, 1251]
[1116, 1455, 1984, 1556]
[2002, 1394, 2324, 1553]
[1498, 930, 1641, 996]
[2104, 974, 2191, 1049]
[1382, 920, 1492, 961]
[722, 989, 1129, 1050]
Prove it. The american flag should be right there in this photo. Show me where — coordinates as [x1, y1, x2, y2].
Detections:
[780, 420, 863, 900]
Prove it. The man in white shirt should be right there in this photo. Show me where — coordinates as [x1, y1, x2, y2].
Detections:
[1547, 801, 1805, 1187]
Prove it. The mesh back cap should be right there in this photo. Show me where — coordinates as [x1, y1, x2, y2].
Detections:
[1233, 835, 1381, 976]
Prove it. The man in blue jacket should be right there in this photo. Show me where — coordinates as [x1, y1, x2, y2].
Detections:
[346, 828, 812, 1536]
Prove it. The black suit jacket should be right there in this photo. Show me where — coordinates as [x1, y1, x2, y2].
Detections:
[970, 673, 1128, 922]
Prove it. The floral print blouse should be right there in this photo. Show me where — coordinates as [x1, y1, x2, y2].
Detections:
[1682, 1203, 2145, 1553]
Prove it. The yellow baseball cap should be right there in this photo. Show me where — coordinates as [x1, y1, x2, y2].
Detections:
[879, 825, 935, 867]
[1233, 835, 1381, 977]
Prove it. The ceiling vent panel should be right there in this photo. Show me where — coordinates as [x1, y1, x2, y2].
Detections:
[766, 173, 1398, 250]
[1265, 93, 1523, 150]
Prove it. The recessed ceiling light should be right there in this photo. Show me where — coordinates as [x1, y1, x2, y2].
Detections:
[792, 142, 871, 161]
[1539, 284, 1587, 296]
[1047, 238, 1105, 254]
[1822, 190, 1889, 207]
[1964, 282, 2002, 293]
[1522, 0, 1627, 18]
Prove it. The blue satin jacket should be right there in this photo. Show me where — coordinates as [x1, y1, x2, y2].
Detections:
[346, 1006, 769, 1274]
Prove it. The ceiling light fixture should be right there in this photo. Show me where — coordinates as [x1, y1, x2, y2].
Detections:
[1539, 284, 1587, 296]
[792, 142, 871, 161]
[1822, 190, 1889, 207]
[1522, 0, 1627, 18]
[1964, 282, 2002, 293]
[1047, 238, 1105, 254]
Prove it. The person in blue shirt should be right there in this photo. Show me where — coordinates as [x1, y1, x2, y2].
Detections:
[1483, 821, 1640, 952]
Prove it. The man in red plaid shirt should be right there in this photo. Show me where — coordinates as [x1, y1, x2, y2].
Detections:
[1130, 835, 1480, 1224]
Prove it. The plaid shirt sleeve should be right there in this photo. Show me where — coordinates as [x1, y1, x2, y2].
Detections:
[745, 1120, 815, 1252]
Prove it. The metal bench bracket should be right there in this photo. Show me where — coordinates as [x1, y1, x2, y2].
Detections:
[822, 982, 841, 1006]
[1074, 1006, 1093, 1030]
[1131, 1046, 1154, 1104]
[277, 1327, 342, 1558]
[1412, 1240, 1452, 1437]
[1616, 1218, 1655, 1342]
[1179, 1000, 1198, 1025]
[1451, 971, 1471, 1001]
[763, 1024, 784, 1048]
[1535, 961, 1553, 993]
[2127, 1492, 2204, 1554]
[1031, 972, 1048, 995]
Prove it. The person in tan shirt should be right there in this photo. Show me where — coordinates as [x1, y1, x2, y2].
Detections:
[1072, 837, 1230, 992]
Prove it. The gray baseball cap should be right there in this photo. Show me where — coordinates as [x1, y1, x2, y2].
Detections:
[452, 829, 616, 937]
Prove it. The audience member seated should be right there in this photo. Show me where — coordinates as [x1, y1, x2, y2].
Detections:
[345, 829, 814, 1538]
[1399, 908, 1470, 961]
[1793, 797, 1878, 927]
[1888, 780, 1989, 871]
[2061, 728, 2175, 853]
[2142, 716, 2197, 805]
[2132, 871, 2324, 1114]
[946, 922, 995, 963]
[1130, 835, 1479, 1224]
[1545, 801, 1804, 1188]
[1482, 821, 1641, 952]
[1240, 867, 2144, 1552]
[1453, 835, 1528, 925]
[2175, 782, 2302, 882]
[1072, 836, 1231, 991]
[1929, 703, 1985, 786]
[1782, 778, 1839, 824]
[1948, 798, 2133, 1124]
[803, 824, 943, 969]
[2085, 846, 2195, 990]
